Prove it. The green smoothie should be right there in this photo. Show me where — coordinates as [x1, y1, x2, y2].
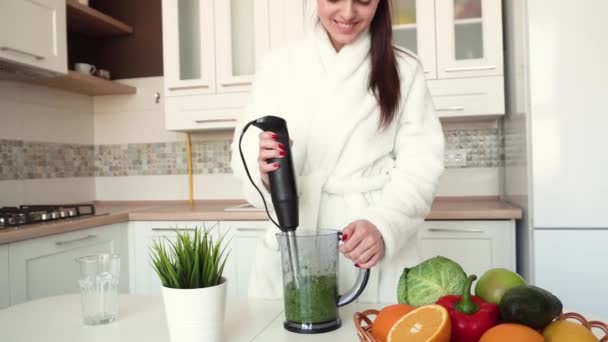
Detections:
[283, 275, 338, 323]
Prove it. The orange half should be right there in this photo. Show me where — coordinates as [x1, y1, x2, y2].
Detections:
[387, 304, 451, 342]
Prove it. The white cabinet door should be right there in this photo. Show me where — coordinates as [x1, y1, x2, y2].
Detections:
[418, 220, 516, 277]
[214, 0, 270, 93]
[268, 0, 305, 49]
[435, 0, 503, 78]
[0, 244, 9, 309]
[220, 221, 267, 300]
[161, 0, 216, 94]
[163, 0, 284, 131]
[0, 0, 67, 75]
[8, 223, 129, 305]
[130, 221, 220, 295]
[392, 0, 437, 79]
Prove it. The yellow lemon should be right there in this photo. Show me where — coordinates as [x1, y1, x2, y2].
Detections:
[543, 320, 599, 342]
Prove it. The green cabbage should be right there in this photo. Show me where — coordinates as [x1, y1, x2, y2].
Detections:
[397, 256, 467, 306]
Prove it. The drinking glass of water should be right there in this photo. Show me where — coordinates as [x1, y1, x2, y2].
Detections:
[76, 254, 120, 325]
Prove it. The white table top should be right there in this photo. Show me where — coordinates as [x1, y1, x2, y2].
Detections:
[0, 294, 377, 341]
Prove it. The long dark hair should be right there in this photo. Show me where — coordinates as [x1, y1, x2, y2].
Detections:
[369, 0, 400, 129]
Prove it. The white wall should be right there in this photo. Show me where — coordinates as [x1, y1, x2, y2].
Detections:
[93, 77, 240, 200]
[0, 80, 95, 206]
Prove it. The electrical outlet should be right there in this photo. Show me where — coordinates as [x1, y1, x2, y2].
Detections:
[445, 149, 467, 167]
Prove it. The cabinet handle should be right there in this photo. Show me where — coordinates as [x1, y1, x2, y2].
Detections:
[436, 107, 465, 111]
[427, 228, 483, 233]
[194, 119, 237, 124]
[0, 46, 44, 60]
[152, 228, 196, 232]
[445, 65, 496, 72]
[56, 235, 97, 246]
[220, 81, 252, 87]
[236, 227, 265, 232]
[167, 85, 210, 90]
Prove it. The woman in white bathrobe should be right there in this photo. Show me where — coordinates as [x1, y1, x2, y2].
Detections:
[230, 0, 445, 303]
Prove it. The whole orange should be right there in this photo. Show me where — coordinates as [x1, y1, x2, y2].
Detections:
[371, 303, 415, 342]
[480, 323, 544, 342]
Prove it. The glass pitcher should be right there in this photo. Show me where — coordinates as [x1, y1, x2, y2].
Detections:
[276, 229, 370, 334]
[76, 254, 120, 325]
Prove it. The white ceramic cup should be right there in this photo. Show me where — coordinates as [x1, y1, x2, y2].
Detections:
[74, 63, 96, 75]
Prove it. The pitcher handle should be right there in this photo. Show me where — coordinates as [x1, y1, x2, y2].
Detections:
[337, 267, 370, 307]
[336, 231, 371, 307]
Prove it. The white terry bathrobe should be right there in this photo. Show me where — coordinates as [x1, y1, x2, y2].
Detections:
[230, 23, 445, 303]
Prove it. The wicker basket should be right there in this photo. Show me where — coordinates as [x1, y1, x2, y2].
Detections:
[353, 309, 608, 342]
[558, 312, 608, 342]
[353, 309, 380, 342]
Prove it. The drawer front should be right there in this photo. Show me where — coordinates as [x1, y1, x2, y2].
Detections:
[9, 224, 128, 305]
[428, 76, 505, 117]
[164, 92, 248, 131]
[419, 220, 516, 278]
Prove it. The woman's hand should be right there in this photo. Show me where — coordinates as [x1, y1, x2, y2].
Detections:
[258, 131, 287, 189]
[339, 220, 385, 269]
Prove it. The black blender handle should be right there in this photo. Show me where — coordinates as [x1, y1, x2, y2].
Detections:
[251, 116, 299, 231]
[337, 231, 371, 306]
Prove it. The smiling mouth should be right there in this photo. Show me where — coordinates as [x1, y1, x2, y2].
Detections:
[333, 19, 358, 31]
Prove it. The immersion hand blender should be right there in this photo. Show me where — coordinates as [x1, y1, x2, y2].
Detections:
[238, 115, 301, 287]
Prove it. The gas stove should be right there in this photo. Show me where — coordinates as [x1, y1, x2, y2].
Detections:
[0, 204, 95, 229]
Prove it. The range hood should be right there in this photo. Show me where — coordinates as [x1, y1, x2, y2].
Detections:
[0, 55, 65, 81]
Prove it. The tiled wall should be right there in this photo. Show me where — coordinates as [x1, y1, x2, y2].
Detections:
[0, 80, 96, 206]
[0, 77, 505, 203]
[0, 127, 503, 180]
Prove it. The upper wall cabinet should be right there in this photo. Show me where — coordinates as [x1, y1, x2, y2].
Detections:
[163, 0, 303, 131]
[392, 0, 504, 118]
[0, 0, 67, 77]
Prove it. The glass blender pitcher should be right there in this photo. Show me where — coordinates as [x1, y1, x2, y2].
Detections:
[277, 229, 370, 334]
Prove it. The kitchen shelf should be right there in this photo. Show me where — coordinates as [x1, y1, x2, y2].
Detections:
[30, 71, 137, 96]
[66, 0, 133, 37]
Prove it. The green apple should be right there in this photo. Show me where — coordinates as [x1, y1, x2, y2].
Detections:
[474, 268, 527, 304]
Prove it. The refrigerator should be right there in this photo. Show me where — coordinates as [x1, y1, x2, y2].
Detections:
[503, 0, 608, 318]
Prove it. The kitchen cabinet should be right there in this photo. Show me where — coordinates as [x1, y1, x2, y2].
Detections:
[129, 221, 220, 295]
[418, 220, 516, 277]
[0, 244, 9, 309]
[162, 0, 305, 130]
[0, 0, 67, 77]
[392, 0, 504, 117]
[220, 221, 267, 300]
[8, 223, 129, 306]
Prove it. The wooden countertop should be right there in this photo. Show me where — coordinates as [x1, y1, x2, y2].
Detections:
[0, 197, 521, 244]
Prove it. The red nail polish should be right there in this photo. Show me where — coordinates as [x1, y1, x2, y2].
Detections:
[278, 143, 285, 149]
[279, 151, 287, 156]
[271, 134, 278, 140]
[342, 234, 348, 241]
[273, 162, 280, 168]
[355, 263, 360, 268]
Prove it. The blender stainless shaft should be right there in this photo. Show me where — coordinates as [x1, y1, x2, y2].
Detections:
[285, 231, 301, 288]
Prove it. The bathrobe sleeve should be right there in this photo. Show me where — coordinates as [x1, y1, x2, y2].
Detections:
[359, 61, 445, 261]
[230, 52, 283, 211]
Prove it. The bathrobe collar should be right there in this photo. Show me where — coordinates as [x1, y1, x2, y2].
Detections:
[313, 21, 372, 83]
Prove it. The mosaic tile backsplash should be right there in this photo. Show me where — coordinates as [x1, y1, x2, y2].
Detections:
[0, 128, 503, 180]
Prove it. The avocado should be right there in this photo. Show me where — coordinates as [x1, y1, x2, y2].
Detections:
[499, 285, 563, 330]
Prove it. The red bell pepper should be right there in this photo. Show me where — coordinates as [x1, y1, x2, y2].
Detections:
[436, 275, 499, 342]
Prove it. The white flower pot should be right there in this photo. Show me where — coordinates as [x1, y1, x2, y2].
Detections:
[161, 278, 227, 342]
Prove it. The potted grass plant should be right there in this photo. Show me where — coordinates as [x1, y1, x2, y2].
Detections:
[150, 226, 230, 342]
